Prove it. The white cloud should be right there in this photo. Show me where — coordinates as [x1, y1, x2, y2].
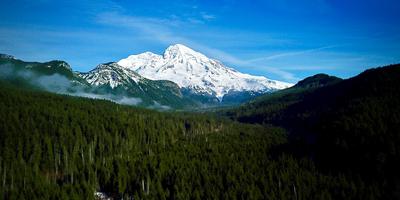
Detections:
[201, 12, 216, 20]
[2, 65, 143, 106]
[148, 101, 171, 111]
[248, 45, 340, 62]
[116, 96, 142, 105]
[95, 12, 247, 64]
[257, 66, 298, 82]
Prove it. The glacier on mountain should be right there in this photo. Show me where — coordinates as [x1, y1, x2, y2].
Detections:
[117, 44, 292, 100]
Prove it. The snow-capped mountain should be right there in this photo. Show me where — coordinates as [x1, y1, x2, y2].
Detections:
[1, 50, 293, 109]
[118, 44, 293, 101]
[79, 62, 143, 88]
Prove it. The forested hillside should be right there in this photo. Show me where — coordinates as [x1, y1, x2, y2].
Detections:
[0, 81, 382, 199]
[222, 64, 400, 199]
[221, 73, 342, 124]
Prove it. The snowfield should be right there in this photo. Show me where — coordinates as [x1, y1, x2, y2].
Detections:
[118, 44, 293, 100]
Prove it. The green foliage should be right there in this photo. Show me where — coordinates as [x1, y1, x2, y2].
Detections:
[0, 82, 377, 199]
[219, 73, 342, 124]
[222, 64, 400, 199]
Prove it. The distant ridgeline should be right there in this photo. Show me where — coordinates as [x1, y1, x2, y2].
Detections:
[0, 46, 292, 110]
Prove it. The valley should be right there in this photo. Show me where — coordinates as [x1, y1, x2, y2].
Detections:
[1, 53, 399, 198]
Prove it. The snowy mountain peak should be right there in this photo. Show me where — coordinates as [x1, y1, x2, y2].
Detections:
[117, 44, 293, 100]
[164, 44, 192, 54]
[164, 44, 202, 59]
[118, 51, 162, 72]
[163, 44, 211, 65]
[79, 62, 142, 89]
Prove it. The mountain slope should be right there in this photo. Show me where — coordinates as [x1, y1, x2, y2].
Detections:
[78, 62, 197, 109]
[0, 54, 88, 89]
[222, 64, 400, 198]
[117, 44, 292, 102]
[0, 55, 196, 109]
[79, 62, 143, 88]
[221, 73, 342, 123]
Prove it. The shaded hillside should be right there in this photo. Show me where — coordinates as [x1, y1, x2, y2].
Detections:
[222, 64, 400, 198]
[222, 73, 342, 124]
[295, 73, 342, 88]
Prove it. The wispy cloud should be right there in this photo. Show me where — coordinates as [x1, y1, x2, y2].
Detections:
[147, 101, 171, 111]
[95, 12, 244, 63]
[248, 45, 341, 62]
[0, 63, 143, 105]
[96, 12, 187, 43]
[257, 66, 298, 82]
[201, 12, 216, 20]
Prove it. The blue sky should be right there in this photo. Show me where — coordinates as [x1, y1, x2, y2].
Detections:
[0, 0, 399, 83]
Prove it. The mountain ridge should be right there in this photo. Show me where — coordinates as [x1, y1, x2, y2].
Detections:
[1, 45, 293, 109]
[0, 56, 196, 109]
